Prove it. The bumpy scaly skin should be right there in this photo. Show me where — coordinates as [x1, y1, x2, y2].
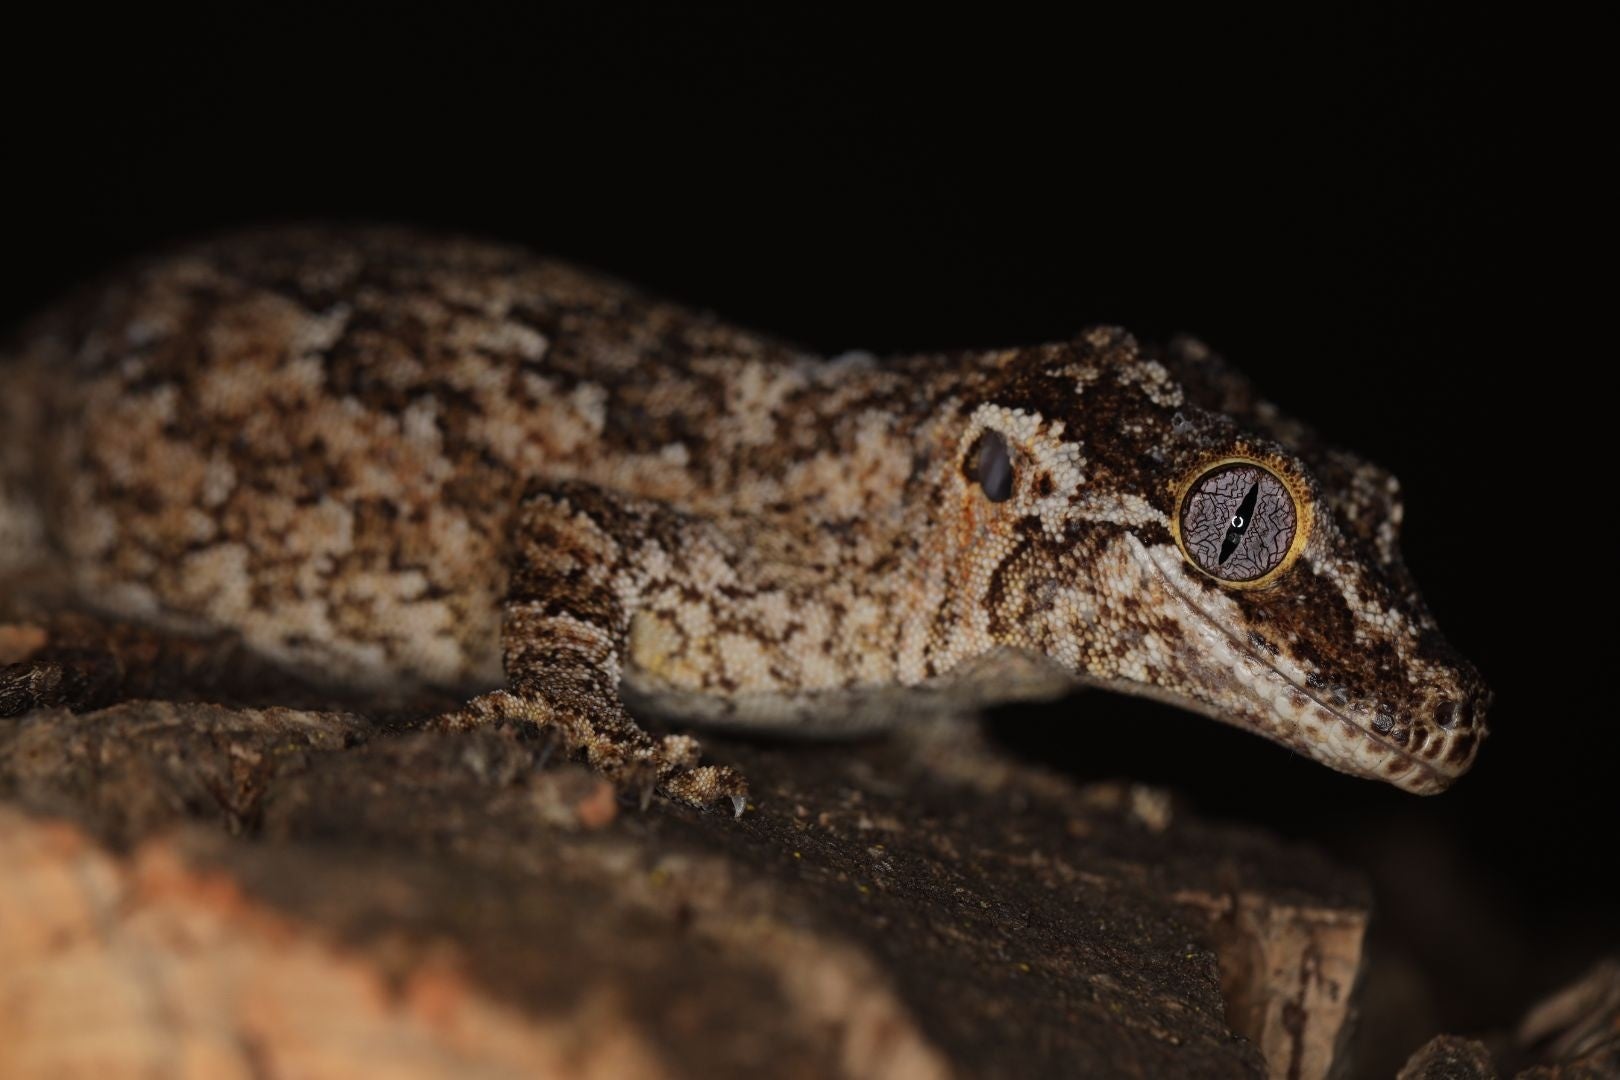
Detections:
[0, 227, 1489, 809]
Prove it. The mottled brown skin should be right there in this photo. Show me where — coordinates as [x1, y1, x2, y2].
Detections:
[0, 228, 1489, 810]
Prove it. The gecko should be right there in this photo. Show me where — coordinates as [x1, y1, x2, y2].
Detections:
[0, 227, 1489, 813]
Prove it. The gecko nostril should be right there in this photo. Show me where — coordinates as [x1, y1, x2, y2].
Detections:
[1435, 698, 1462, 729]
[1440, 691, 1487, 730]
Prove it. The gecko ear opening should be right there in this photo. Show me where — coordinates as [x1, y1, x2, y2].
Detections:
[968, 431, 1014, 502]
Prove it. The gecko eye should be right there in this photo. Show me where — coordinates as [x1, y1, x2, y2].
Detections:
[1176, 461, 1300, 585]
[972, 431, 1014, 502]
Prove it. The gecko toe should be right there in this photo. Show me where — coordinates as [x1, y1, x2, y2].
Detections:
[658, 732, 703, 770]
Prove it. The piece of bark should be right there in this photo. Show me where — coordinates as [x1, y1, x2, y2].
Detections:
[1172, 868, 1368, 1079]
[1398, 1036, 1498, 1080]
[1386, 960, 1620, 1080]
[1512, 958, 1620, 1079]
[0, 695, 1380, 1080]
[0, 604, 1380, 1078]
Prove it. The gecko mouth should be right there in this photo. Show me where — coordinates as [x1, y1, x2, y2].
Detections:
[1127, 537, 1459, 794]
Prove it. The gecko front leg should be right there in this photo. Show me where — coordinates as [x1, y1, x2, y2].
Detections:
[439, 482, 748, 816]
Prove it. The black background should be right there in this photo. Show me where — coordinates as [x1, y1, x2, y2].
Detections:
[5, 7, 1584, 1054]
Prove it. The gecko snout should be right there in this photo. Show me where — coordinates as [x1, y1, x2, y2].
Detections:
[1387, 669, 1491, 790]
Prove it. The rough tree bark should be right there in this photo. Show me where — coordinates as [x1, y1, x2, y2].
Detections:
[0, 608, 1577, 1079]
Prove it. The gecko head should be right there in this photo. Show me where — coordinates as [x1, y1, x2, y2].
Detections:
[955, 329, 1489, 793]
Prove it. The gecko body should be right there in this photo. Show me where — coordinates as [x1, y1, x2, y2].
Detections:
[0, 228, 1489, 809]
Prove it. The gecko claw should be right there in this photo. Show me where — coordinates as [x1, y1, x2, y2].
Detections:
[535, 729, 561, 770]
[731, 795, 747, 819]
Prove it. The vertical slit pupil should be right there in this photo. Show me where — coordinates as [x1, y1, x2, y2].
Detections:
[1217, 481, 1259, 565]
[978, 432, 1013, 502]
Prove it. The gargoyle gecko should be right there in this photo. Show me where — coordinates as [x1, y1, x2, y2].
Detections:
[0, 228, 1489, 812]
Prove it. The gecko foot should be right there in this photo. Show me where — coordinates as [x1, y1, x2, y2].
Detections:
[663, 764, 750, 816]
[437, 690, 749, 816]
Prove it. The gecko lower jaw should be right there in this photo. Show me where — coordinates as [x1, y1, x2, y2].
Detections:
[1130, 539, 1471, 794]
[1235, 649, 1458, 794]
